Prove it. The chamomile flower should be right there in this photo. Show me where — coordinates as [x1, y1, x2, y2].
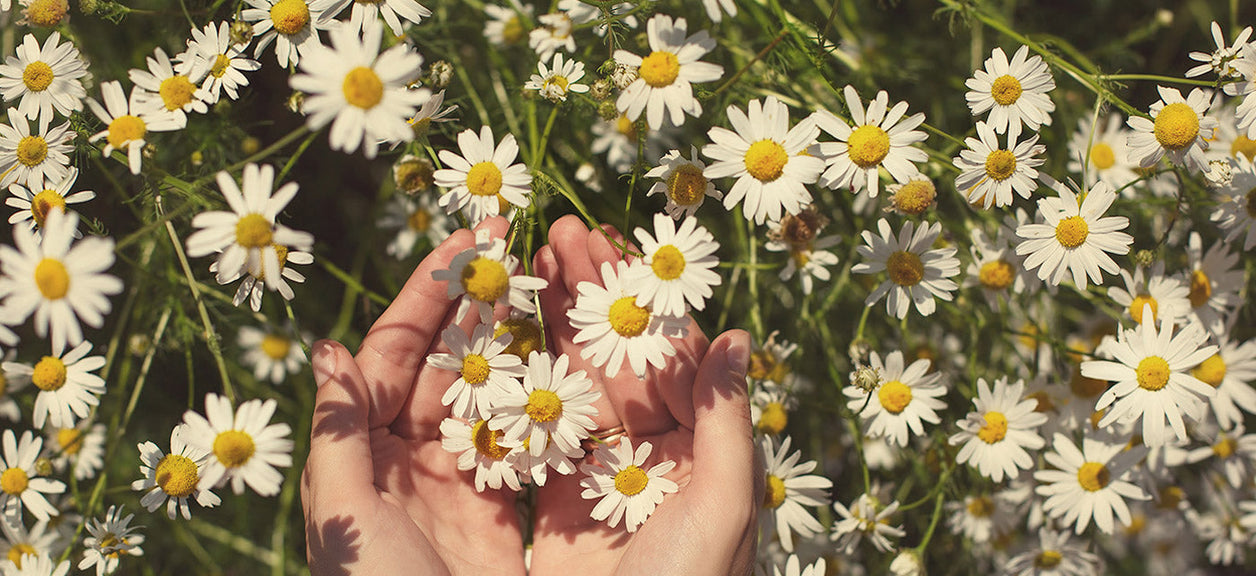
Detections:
[580, 438, 678, 533]
[439, 417, 522, 492]
[238, 326, 307, 385]
[405, 89, 457, 138]
[624, 213, 721, 317]
[1082, 306, 1217, 446]
[703, 96, 824, 224]
[0, 430, 64, 522]
[216, 242, 315, 312]
[852, 218, 961, 319]
[1108, 262, 1190, 326]
[568, 260, 688, 378]
[1067, 114, 1139, 191]
[831, 493, 904, 554]
[814, 85, 928, 198]
[1034, 433, 1148, 534]
[528, 12, 575, 61]
[524, 52, 588, 103]
[1015, 180, 1132, 289]
[1185, 424, 1256, 489]
[962, 226, 1030, 309]
[953, 121, 1046, 208]
[85, 81, 182, 175]
[945, 492, 1020, 544]
[430, 230, 547, 324]
[843, 350, 946, 447]
[965, 45, 1056, 137]
[4, 553, 68, 576]
[433, 126, 532, 225]
[318, 0, 431, 37]
[766, 230, 839, 296]
[429, 323, 526, 421]
[483, 0, 532, 47]
[949, 377, 1047, 482]
[490, 351, 599, 458]
[78, 505, 143, 576]
[591, 113, 672, 173]
[1196, 336, 1256, 431]
[645, 147, 722, 219]
[185, 21, 262, 103]
[1186, 21, 1253, 85]
[0, 517, 59, 572]
[6, 167, 95, 234]
[751, 381, 794, 435]
[46, 423, 104, 481]
[614, 14, 723, 130]
[131, 425, 220, 520]
[760, 435, 831, 553]
[0, 353, 27, 421]
[242, 0, 336, 68]
[0, 111, 71, 190]
[1126, 86, 1217, 172]
[0, 32, 88, 128]
[768, 556, 825, 576]
[379, 192, 450, 259]
[1002, 528, 1101, 576]
[1210, 155, 1256, 249]
[128, 47, 210, 124]
[180, 393, 294, 497]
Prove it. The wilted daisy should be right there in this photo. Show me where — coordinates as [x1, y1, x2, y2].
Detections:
[78, 505, 143, 576]
[1126, 86, 1217, 172]
[568, 260, 688, 378]
[0, 110, 72, 190]
[379, 192, 450, 259]
[1067, 114, 1138, 191]
[184, 21, 262, 103]
[319, 0, 431, 36]
[0, 430, 64, 522]
[6, 167, 94, 234]
[47, 422, 104, 481]
[483, 0, 532, 46]
[623, 213, 721, 317]
[760, 435, 831, 553]
[430, 229, 547, 324]
[843, 350, 946, 447]
[580, 438, 678, 533]
[529, 12, 575, 61]
[180, 393, 294, 497]
[132, 425, 220, 520]
[1002, 528, 1101, 576]
[703, 96, 824, 224]
[949, 377, 1047, 482]
[128, 47, 209, 124]
[0, 517, 59, 572]
[85, 81, 182, 174]
[490, 350, 599, 458]
[429, 323, 525, 421]
[0, 32, 88, 127]
[831, 493, 904, 554]
[1210, 155, 1256, 249]
[524, 52, 588, 103]
[852, 218, 961, 319]
[1199, 337, 1256, 431]
[238, 325, 307, 385]
[433, 126, 532, 225]
[1035, 433, 1148, 534]
[814, 85, 928, 198]
[614, 14, 723, 129]
[439, 417, 522, 492]
[1015, 180, 1132, 289]
[953, 121, 1046, 209]
[645, 147, 722, 219]
[242, 0, 336, 68]
[965, 45, 1056, 137]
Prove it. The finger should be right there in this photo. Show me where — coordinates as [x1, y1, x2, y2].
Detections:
[654, 319, 708, 431]
[685, 331, 754, 517]
[548, 214, 600, 297]
[308, 340, 377, 508]
[586, 223, 636, 270]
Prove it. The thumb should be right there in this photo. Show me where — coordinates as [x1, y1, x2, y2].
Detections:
[307, 339, 377, 510]
[686, 330, 755, 513]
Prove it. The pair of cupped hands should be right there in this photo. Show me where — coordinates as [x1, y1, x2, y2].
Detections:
[301, 214, 760, 575]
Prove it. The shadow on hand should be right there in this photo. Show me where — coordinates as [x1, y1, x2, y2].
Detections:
[306, 515, 361, 576]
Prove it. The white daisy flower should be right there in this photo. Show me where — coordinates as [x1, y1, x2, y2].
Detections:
[623, 213, 721, 317]
[1082, 305, 1217, 446]
[0, 430, 64, 522]
[814, 85, 927, 198]
[843, 350, 946, 447]
[591, 113, 672, 173]
[490, 350, 599, 458]
[46, 423, 105, 481]
[85, 81, 182, 175]
[767, 231, 839, 296]
[502, 424, 578, 487]
[483, 0, 532, 47]
[524, 52, 589, 103]
[830, 493, 904, 554]
[1001, 528, 1101, 576]
[0, 352, 27, 422]
[317, 0, 431, 37]
[430, 229, 548, 324]
[78, 505, 143, 576]
[948, 377, 1047, 482]
[702, 96, 824, 224]
[852, 218, 961, 319]
[1067, 113, 1139, 192]
[128, 47, 210, 124]
[6, 167, 95, 234]
[1108, 262, 1190, 326]
[0, 32, 88, 128]
[528, 12, 575, 62]
[945, 492, 1020, 544]
[439, 417, 522, 492]
[644, 147, 722, 219]
[433, 126, 532, 226]
[1014, 179, 1132, 289]
[3, 553, 68, 576]
[750, 381, 794, 436]
[405, 89, 458, 138]
[701, 0, 736, 22]
[1185, 424, 1256, 489]
[1236, 43, 1256, 137]
[768, 556, 824, 576]
[184, 21, 262, 103]
[429, 323, 525, 421]
[579, 438, 678, 533]
[215, 242, 315, 312]
[953, 121, 1046, 209]
[180, 393, 295, 497]
[614, 14, 723, 130]
[1126, 86, 1217, 172]
[379, 194, 450, 260]
[1034, 433, 1148, 534]
[961, 225, 1033, 310]
[760, 435, 831, 553]
[1210, 154, 1256, 249]
[1195, 336, 1256, 431]
[0, 516, 59, 572]
[131, 425, 221, 520]
[965, 45, 1056, 137]
[568, 260, 688, 378]
[1186, 21, 1253, 85]
[1183, 233, 1243, 337]
[0, 110, 71, 190]
[242, 0, 336, 68]
[238, 325, 307, 385]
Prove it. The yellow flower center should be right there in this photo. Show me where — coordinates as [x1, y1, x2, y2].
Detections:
[159, 76, 196, 111]
[1231, 135, 1256, 162]
[542, 74, 569, 93]
[1213, 436, 1237, 459]
[34, 257, 70, 300]
[666, 164, 707, 206]
[502, 16, 525, 45]
[764, 474, 786, 508]
[638, 51, 679, 88]
[1089, 142, 1116, 170]
[32, 356, 67, 391]
[748, 351, 789, 383]
[847, 124, 891, 168]
[56, 428, 84, 455]
[260, 334, 291, 360]
[614, 464, 649, 496]
[1054, 215, 1089, 248]
[1187, 269, 1212, 308]
[1135, 356, 1171, 391]
[886, 251, 924, 286]
[155, 454, 199, 497]
[743, 140, 788, 182]
[470, 420, 510, 459]
[269, 0, 311, 36]
[22, 61, 54, 92]
[990, 74, 1023, 106]
[615, 114, 637, 139]
[7, 543, 36, 567]
[460, 257, 510, 303]
[213, 430, 256, 468]
[1192, 354, 1226, 387]
[234, 213, 274, 249]
[30, 189, 66, 228]
[25, 0, 68, 28]
[525, 389, 563, 423]
[1077, 461, 1112, 492]
[460, 353, 491, 385]
[16, 136, 47, 167]
[757, 401, 788, 435]
[465, 162, 503, 197]
[210, 54, 232, 79]
[877, 380, 912, 414]
[892, 179, 935, 215]
[966, 496, 994, 517]
[256, 244, 290, 281]
[650, 245, 686, 281]
[1034, 550, 1063, 569]
[342, 67, 384, 109]
[1028, 391, 1054, 413]
[983, 149, 1017, 181]
[107, 115, 147, 149]
[978, 259, 1016, 291]
[1157, 485, 1184, 509]
[1127, 294, 1159, 324]
[494, 318, 544, 359]
[0, 468, 28, 495]
[977, 411, 1009, 443]
[1070, 365, 1108, 398]
[608, 296, 651, 337]
[406, 206, 432, 232]
[1153, 103, 1200, 150]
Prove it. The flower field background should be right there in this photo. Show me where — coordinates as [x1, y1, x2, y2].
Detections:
[1, 0, 1256, 574]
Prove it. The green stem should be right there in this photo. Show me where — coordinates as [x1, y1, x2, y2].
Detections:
[712, 27, 790, 96]
[319, 259, 392, 307]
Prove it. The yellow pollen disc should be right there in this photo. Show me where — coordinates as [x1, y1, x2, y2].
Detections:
[615, 115, 637, 139]
[234, 213, 274, 249]
[213, 430, 256, 468]
[1054, 215, 1089, 248]
[525, 389, 563, 423]
[260, 334, 291, 360]
[1136, 356, 1171, 391]
[30, 189, 66, 228]
[979, 259, 1016, 291]
[666, 164, 707, 206]
[407, 207, 431, 232]
[886, 251, 924, 287]
[847, 124, 891, 168]
[892, 180, 936, 215]
[210, 54, 231, 78]
[614, 465, 649, 496]
[607, 296, 651, 337]
[764, 474, 786, 508]
[1232, 135, 1256, 162]
[460, 353, 491, 385]
[460, 257, 510, 302]
[159, 76, 196, 111]
[744, 140, 788, 182]
[1090, 142, 1116, 170]
[1153, 103, 1200, 150]
[34, 258, 69, 300]
[155, 454, 199, 497]
[1070, 366, 1108, 398]
[1028, 391, 1054, 413]
[877, 380, 912, 414]
[757, 401, 788, 435]
[1192, 354, 1226, 387]
[25, 0, 68, 27]
[1158, 486, 1184, 509]
[471, 420, 511, 460]
[1128, 294, 1159, 324]
[269, 0, 311, 36]
[543, 75, 570, 93]
[494, 318, 543, 359]
[22, 61, 54, 92]
[977, 411, 1009, 444]
[966, 496, 994, 517]
[638, 51, 680, 88]
[1035, 550, 1063, 569]
[1188, 270, 1211, 308]
[16, 136, 47, 167]
[1213, 437, 1237, 459]
[1123, 514, 1147, 537]
[650, 245, 686, 281]
[107, 115, 147, 149]
[1077, 461, 1110, 492]
[57, 428, 84, 455]
[0, 468, 29, 495]
[748, 351, 790, 383]
[32, 356, 67, 391]
[502, 16, 525, 44]
[7, 543, 36, 567]
[342, 67, 384, 109]
[983, 149, 1017, 181]
[465, 162, 503, 197]
[990, 74, 1023, 106]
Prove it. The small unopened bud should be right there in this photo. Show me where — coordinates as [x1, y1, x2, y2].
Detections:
[889, 178, 936, 215]
[597, 101, 619, 122]
[128, 333, 151, 356]
[393, 155, 435, 194]
[230, 20, 255, 46]
[286, 91, 305, 114]
[78, 0, 99, 14]
[591, 78, 613, 101]
[142, 142, 157, 159]
[889, 550, 924, 576]
[1134, 249, 1156, 267]
[427, 60, 453, 89]
[34, 457, 54, 477]
[241, 136, 261, 156]
[851, 365, 880, 393]
[190, 150, 204, 166]
[1155, 9, 1173, 26]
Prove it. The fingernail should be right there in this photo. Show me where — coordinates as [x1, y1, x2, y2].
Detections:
[725, 334, 749, 377]
[312, 340, 337, 388]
